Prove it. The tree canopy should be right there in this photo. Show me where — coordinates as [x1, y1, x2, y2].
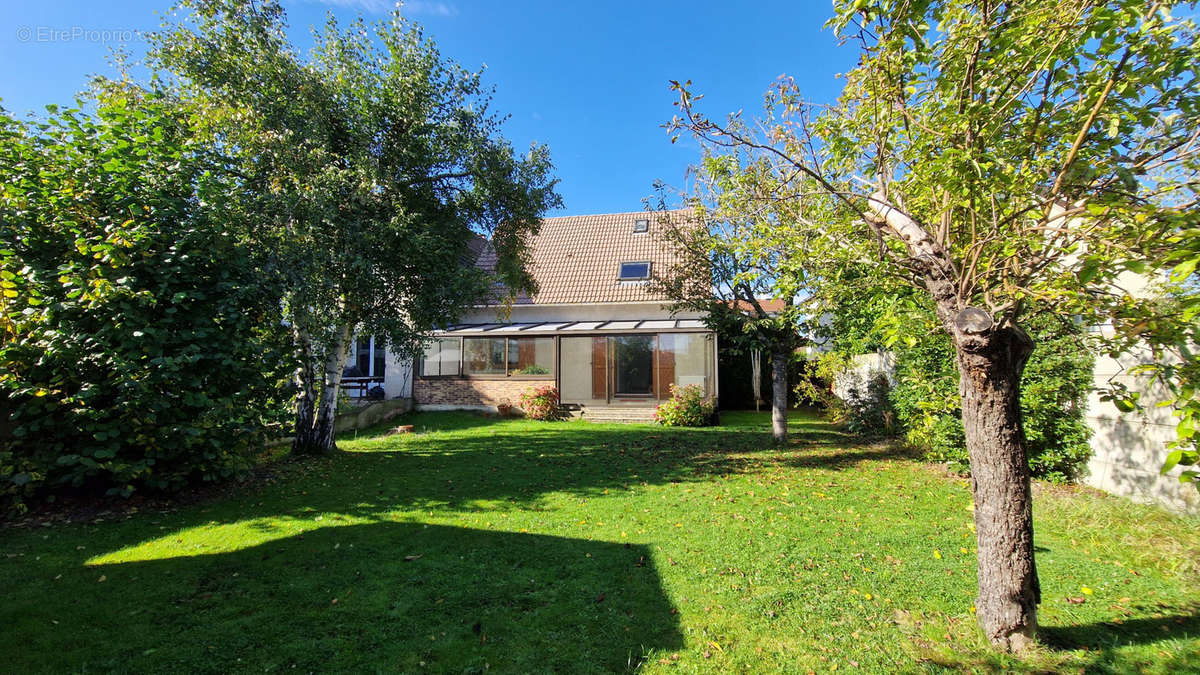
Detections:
[667, 0, 1199, 651]
[149, 0, 562, 453]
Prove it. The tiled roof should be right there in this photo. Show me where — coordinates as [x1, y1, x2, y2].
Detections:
[482, 210, 692, 305]
[730, 298, 787, 314]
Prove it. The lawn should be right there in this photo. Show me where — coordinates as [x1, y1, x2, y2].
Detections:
[2, 411, 1198, 673]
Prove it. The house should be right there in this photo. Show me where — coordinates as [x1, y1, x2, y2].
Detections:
[409, 210, 718, 420]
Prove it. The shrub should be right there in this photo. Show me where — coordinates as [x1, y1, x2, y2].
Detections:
[888, 314, 1095, 482]
[654, 384, 716, 427]
[841, 373, 896, 437]
[0, 96, 289, 515]
[518, 385, 561, 421]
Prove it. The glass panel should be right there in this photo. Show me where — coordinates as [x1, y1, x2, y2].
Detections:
[669, 333, 713, 396]
[463, 337, 507, 375]
[373, 338, 386, 379]
[559, 337, 597, 403]
[356, 338, 371, 376]
[613, 335, 654, 395]
[508, 337, 554, 375]
[618, 262, 650, 279]
[421, 338, 460, 376]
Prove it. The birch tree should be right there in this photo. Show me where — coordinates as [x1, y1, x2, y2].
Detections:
[151, 0, 561, 454]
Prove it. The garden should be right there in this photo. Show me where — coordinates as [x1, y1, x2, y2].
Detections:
[2, 411, 1196, 673]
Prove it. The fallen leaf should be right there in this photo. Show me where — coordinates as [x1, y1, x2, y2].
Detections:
[403, 554, 422, 562]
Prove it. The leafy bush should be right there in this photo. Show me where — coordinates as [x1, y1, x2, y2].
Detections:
[654, 384, 716, 427]
[515, 364, 550, 375]
[889, 315, 1095, 482]
[840, 373, 896, 437]
[0, 95, 289, 514]
[518, 385, 561, 421]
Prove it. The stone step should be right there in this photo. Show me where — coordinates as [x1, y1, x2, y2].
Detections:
[569, 406, 658, 424]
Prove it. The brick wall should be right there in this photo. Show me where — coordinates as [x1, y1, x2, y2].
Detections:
[414, 377, 555, 408]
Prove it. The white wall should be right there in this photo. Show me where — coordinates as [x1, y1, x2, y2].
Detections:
[384, 350, 413, 399]
[460, 302, 704, 324]
[835, 346, 1197, 514]
[1082, 329, 1197, 513]
[831, 352, 896, 401]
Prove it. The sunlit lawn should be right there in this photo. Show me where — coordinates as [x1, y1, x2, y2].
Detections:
[2, 410, 1198, 673]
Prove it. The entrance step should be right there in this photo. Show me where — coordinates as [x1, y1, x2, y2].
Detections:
[568, 406, 658, 424]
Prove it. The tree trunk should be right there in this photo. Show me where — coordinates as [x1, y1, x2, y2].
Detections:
[866, 193, 1040, 651]
[291, 324, 321, 455]
[771, 348, 788, 444]
[954, 324, 1040, 651]
[312, 323, 352, 454]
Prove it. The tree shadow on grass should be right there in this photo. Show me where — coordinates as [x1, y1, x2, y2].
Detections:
[16, 523, 682, 673]
[1041, 608, 1200, 652]
[317, 413, 901, 515]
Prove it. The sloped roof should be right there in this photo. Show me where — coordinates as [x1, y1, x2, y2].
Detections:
[730, 298, 787, 314]
[481, 210, 691, 305]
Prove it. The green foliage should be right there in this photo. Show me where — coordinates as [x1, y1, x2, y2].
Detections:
[148, 0, 562, 452]
[0, 95, 289, 512]
[654, 384, 717, 427]
[885, 314, 1095, 482]
[515, 364, 550, 375]
[669, 0, 1200, 489]
[839, 373, 897, 438]
[517, 385, 560, 421]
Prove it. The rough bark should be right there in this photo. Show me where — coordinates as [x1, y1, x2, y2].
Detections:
[312, 323, 352, 454]
[291, 324, 321, 455]
[867, 193, 1040, 651]
[954, 324, 1040, 651]
[771, 348, 788, 444]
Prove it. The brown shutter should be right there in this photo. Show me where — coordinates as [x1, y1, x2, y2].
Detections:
[591, 337, 607, 400]
[656, 334, 675, 399]
[518, 339, 536, 370]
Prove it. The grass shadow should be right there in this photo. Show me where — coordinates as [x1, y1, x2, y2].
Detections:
[1041, 608, 1200, 651]
[12, 522, 682, 673]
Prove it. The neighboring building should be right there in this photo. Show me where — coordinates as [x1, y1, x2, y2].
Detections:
[411, 211, 718, 418]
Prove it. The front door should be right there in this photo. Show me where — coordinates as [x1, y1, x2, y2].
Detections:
[612, 335, 654, 397]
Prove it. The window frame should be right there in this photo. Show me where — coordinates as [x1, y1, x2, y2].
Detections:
[419, 336, 555, 379]
[618, 261, 652, 280]
[418, 337, 463, 378]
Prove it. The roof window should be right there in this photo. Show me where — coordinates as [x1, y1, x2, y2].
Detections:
[633, 218, 649, 233]
[619, 261, 651, 280]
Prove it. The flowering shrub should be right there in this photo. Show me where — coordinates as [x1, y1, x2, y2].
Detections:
[518, 385, 561, 421]
[654, 384, 715, 427]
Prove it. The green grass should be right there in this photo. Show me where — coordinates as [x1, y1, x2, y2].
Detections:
[2, 410, 1198, 673]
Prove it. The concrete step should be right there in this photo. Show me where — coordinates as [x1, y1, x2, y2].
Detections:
[569, 406, 658, 424]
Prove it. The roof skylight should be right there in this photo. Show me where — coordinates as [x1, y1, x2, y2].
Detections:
[618, 261, 651, 280]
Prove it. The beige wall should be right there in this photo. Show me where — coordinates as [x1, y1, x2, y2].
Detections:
[558, 336, 593, 403]
[1083, 328, 1198, 513]
[836, 345, 1197, 514]
[668, 333, 714, 392]
[462, 302, 703, 324]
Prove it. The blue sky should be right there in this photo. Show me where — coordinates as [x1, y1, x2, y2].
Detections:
[0, 1, 855, 216]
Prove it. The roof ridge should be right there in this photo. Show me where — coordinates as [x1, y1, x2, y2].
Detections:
[539, 208, 692, 221]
